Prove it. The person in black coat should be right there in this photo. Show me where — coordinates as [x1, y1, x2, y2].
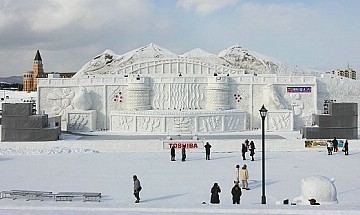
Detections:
[204, 142, 212, 160]
[210, 183, 221, 204]
[170, 145, 176, 161]
[181, 145, 186, 162]
[249, 141, 256, 161]
[241, 139, 249, 160]
[343, 139, 349, 155]
[133, 175, 142, 203]
[231, 183, 242, 204]
[332, 137, 338, 152]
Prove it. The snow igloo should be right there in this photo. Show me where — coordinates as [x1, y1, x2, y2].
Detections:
[293, 175, 338, 205]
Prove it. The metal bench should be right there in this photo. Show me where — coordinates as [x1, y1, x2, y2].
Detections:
[1, 190, 52, 201]
[55, 192, 101, 202]
[83, 192, 101, 202]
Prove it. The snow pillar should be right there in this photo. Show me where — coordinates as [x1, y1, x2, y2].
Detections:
[205, 76, 230, 110]
[126, 76, 151, 111]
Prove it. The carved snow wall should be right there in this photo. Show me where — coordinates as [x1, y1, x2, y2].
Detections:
[110, 110, 246, 133]
[37, 74, 316, 133]
[67, 110, 97, 132]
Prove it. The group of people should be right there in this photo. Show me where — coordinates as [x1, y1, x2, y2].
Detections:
[326, 137, 349, 155]
[171, 140, 257, 162]
[242, 139, 256, 161]
[170, 144, 188, 162]
[161, 140, 253, 205]
[210, 164, 250, 204]
[170, 142, 212, 162]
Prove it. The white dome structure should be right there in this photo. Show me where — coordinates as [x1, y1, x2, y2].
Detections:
[293, 175, 338, 205]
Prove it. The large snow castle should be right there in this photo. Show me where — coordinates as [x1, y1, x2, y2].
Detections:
[37, 43, 358, 136]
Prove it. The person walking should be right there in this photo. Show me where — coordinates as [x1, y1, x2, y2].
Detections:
[204, 142, 212, 160]
[210, 183, 221, 204]
[240, 164, 249, 190]
[249, 141, 256, 161]
[181, 145, 186, 162]
[231, 183, 242, 204]
[241, 139, 249, 160]
[343, 139, 349, 155]
[327, 140, 333, 155]
[332, 137, 338, 152]
[133, 175, 142, 203]
[171, 145, 176, 161]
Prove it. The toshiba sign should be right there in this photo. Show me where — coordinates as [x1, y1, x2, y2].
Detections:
[163, 140, 204, 149]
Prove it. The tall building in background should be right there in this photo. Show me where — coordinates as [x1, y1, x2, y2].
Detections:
[331, 66, 357, 80]
[23, 50, 76, 92]
[23, 50, 45, 92]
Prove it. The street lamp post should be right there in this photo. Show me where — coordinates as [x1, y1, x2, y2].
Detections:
[259, 104, 268, 204]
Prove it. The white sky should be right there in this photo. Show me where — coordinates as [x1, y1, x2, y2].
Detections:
[0, 0, 359, 76]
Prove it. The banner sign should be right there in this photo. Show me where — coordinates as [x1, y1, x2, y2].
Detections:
[163, 140, 204, 149]
[287, 87, 311, 93]
[305, 139, 344, 148]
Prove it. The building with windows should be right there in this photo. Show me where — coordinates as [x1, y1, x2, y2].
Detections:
[23, 50, 76, 92]
[331, 67, 356, 80]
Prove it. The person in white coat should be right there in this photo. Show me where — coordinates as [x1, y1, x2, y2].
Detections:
[327, 140, 333, 155]
[240, 164, 249, 190]
[234, 164, 240, 184]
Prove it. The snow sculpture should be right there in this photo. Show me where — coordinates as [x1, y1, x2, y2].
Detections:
[73, 86, 93, 110]
[38, 43, 318, 133]
[205, 77, 230, 110]
[290, 94, 304, 116]
[263, 84, 287, 110]
[47, 88, 75, 121]
[126, 76, 150, 111]
[293, 175, 338, 205]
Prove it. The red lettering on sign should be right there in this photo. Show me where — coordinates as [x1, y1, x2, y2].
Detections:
[167, 142, 202, 149]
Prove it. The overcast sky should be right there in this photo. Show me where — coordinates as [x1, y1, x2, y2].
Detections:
[0, 0, 359, 77]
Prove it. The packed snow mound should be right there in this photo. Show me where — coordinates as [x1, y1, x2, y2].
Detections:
[218, 44, 281, 74]
[181, 48, 228, 65]
[73, 43, 321, 77]
[120, 43, 178, 63]
[74, 49, 119, 77]
[293, 175, 338, 205]
[74, 43, 179, 77]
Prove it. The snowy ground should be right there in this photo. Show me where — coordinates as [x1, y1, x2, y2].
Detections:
[0, 131, 360, 215]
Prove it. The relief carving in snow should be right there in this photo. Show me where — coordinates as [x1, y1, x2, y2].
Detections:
[263, 84, 288, 110]
[137, 117, 161, 132]
[152, 83, 169, 109]
[108, 86, 125, 111]
[267, 112, 292, 131]
[68, 114, 89, 131]
[46, 88, 75, 120]
[111, 115, 134, 131]
[73, 86, 93, 110]
[289, 94, 304, 116]
[224, 115, 244, 131]
[171, 117, 193, 133]
[168, 83, 203, 110]
[199, 116, 222, 132]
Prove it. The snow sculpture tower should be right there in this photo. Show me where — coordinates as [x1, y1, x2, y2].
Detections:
[205, 76, 230, 110]
[126, 76, 151, 111]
